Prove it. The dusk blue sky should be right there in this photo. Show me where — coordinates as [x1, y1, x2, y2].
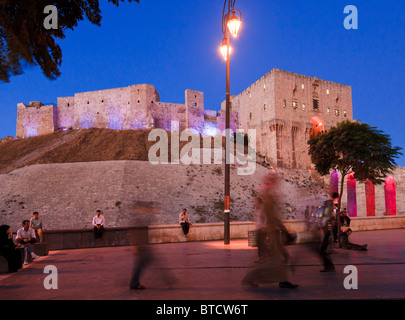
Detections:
[1, 0, 404, 166]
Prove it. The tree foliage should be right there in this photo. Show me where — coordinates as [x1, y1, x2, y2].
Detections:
[308, 120, 403, 244]
[308, 120, 402, 186]
[0, 0, 139, 82]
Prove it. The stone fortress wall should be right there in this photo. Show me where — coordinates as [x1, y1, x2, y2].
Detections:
[16, 68, 353, 172]
[232, 68, 353, 169]
[16, 84, 232, 139]
[14, 68, 403, 219]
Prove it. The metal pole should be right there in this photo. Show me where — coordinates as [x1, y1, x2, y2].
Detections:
[224, 34, 231, 245]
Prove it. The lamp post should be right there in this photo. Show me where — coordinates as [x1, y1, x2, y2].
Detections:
[220, 0, 242, 244]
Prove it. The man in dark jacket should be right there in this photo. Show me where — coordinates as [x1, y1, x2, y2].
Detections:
[339, 229, 368, 251]
[0, 225, 23, 273]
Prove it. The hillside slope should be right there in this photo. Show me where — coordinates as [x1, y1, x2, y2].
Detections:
[0, 129, 327, 231]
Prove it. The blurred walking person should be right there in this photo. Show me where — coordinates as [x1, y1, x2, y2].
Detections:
[241, 172, 298, 289]
[319, 193, 338, 272]
[129, 226, 176, 290]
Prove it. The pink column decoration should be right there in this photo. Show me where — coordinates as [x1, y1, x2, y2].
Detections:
[384, 176, 397, 216]
[330, 170, 339, 196]
[347, 172, 357, 217]
[365, 179, 375, 216]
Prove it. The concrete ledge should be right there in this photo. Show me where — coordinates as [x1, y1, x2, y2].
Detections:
[148, 221, 257, 244]
[145, 216, 405, 244]
[44, 226, 148, 250]
[33, 243, 49, 256]
[349, 215, 405, 231]
[35, 216, 405, 250]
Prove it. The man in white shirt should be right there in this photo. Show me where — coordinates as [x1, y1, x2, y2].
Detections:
[92, 210, 105, 239]
[179, 209, 191, 236]
[15, 220, 40, 264]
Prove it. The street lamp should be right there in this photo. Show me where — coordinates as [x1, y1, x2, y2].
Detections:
[220, 0, 242, 245]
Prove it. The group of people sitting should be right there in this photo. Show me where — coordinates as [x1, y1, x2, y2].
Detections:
[333, 205, 368, 251]
[1, 210, 108, 273]
[0, 212, 44, 273]
[306, 203, 368, 251]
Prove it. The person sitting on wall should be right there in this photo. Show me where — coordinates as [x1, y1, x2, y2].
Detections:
[92, 210, 105, 239]
[339, 229, 368, 251]
[179, 209, 192, 237]
[30, 211, 44, 242]
[15, 220, 40, 264]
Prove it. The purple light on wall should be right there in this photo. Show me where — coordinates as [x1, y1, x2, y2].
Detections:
[347, 172, 357, 217]
[26, 126, 38, 137]
[384, 176, 397, 216]
[203, 121, 219, 137]
[108, 112, 124, 130]
[79, 117, 94, 129]
[25, 120, 38, 137]
[127, 120, 144, 130]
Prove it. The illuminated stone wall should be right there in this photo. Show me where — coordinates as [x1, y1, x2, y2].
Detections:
[232, 68, 353, 169]
[16, 68, 353, 172]
[16, 102, 57, 138]
[16, 85, 211, 137]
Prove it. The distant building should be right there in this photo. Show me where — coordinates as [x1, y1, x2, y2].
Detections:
[16, 68, 353, 169]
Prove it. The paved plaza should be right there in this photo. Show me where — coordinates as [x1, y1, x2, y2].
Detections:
[1, 229, 404, 303]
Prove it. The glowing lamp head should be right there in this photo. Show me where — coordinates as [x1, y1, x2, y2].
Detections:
[220, 38, 232, 61]
[227, 11, 241, 38]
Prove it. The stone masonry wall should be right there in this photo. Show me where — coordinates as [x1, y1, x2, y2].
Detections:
[56, 97, 75, 129]
[17, 68, 354, 171]
[16, 85, 210, 137]
[16, 102, 57, 138]
[233, 69, 353, 169]
[0, 160, 329, 232]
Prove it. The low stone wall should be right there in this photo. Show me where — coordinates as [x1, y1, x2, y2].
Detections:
[349, 215, 405, 231]
[44, 226, 148, 250]
[148, 221, 257, 244]
[2, 216, 404, 273]
[34, 215, 405, 250]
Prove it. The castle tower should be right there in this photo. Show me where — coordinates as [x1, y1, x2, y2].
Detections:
[128, 84, 160, 130]
[233, 68, 353, 169]
[16, 102, 57, 138]
[185, 89, 204, 133]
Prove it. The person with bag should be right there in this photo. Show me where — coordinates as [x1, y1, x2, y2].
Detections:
[241, 172, 298, 289]
[319, 193, 338, 272]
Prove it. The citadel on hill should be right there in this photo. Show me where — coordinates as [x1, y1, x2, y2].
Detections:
[5, 68, 404, 228]
[16, 68, 353, 170]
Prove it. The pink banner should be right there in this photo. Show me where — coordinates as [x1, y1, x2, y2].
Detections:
[384, 176, 397, 216]
[347, 172, 357, 217]
[365, 179, 375, 216]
